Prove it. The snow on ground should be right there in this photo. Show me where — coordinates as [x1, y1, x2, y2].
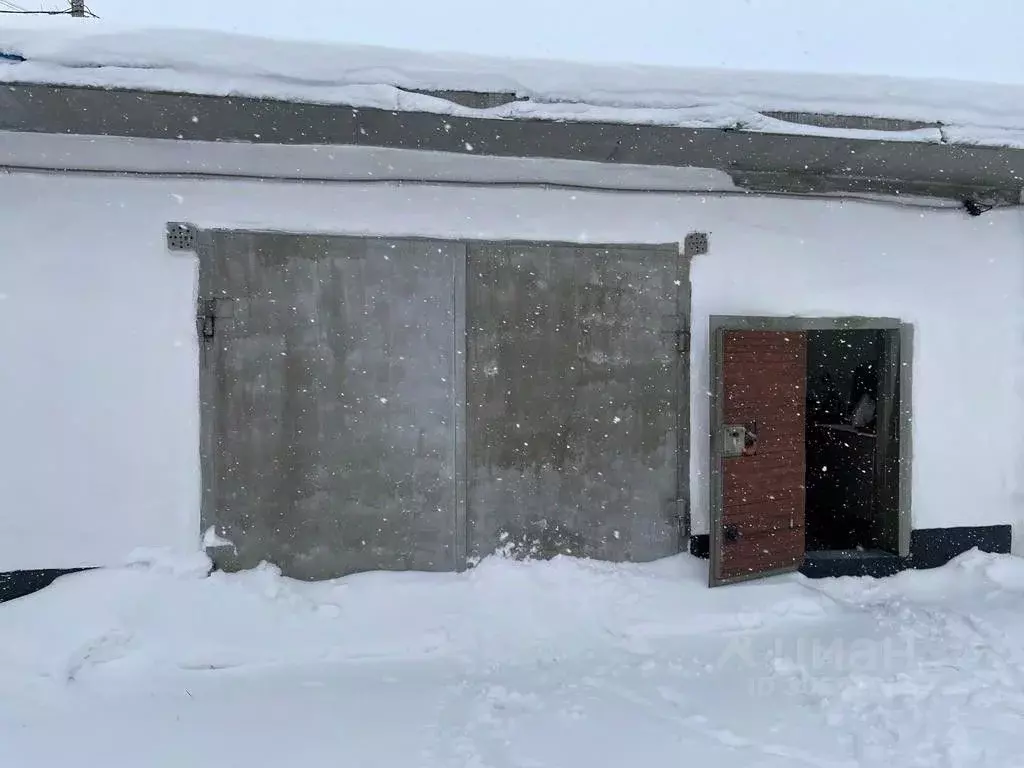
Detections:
[2, 549, 1024, 767]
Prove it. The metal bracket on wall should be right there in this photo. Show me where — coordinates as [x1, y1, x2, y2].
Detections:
[166, 222, 198, 252]
[683, 232, 709, 258]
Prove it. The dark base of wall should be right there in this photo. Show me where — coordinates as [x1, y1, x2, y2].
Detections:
[800, 549, 905, 579]
[0, 568, 90, 604]
[690, 524, 1012, 579]
[689, 534, 710, 559]
[907, 525, 1012, 569]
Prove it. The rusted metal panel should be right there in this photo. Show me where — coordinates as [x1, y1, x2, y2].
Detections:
[713, 330, 807, 584]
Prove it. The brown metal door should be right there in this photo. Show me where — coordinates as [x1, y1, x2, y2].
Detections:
[710, 328, 807, 586]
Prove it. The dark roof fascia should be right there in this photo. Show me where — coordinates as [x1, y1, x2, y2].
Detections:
[1, 82, 1022, 204]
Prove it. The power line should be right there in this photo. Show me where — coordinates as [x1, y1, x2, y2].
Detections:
[0, 0, 29, 11]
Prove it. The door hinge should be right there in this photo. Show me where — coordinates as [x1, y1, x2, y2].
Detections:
[674, 328, 690, 355]
[673, 497, 690, 539]
[198, 300, 216, 341]
[196, 297, 235, 342]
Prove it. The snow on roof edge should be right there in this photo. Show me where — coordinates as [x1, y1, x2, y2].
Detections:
[2, 26, 1024, 149]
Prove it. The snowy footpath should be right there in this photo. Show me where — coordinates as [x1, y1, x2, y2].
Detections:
[2, 549, 1024, 768]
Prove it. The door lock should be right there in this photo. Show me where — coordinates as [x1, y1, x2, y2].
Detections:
[722, 421, 758, 458]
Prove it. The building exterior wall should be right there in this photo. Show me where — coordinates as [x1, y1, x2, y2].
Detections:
[0, 168, 1022, 571]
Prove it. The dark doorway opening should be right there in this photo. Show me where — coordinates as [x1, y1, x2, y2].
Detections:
[804, 329, 901, 556]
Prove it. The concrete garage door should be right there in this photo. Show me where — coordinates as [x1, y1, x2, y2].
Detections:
[198, 232, 461, 579]
[196, 232, 687, 578]
[466, 242, 685, 562]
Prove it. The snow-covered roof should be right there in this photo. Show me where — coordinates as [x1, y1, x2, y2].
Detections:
[2, 23, 1024, 149]
[11, 0, 1024, 85]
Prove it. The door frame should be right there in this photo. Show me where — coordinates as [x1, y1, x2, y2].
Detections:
[708, 315, 913, 586]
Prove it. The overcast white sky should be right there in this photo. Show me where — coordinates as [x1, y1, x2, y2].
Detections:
[16, 0, 1024, 84]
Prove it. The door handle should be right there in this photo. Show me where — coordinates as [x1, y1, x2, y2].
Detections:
[723, 523, 740, 543]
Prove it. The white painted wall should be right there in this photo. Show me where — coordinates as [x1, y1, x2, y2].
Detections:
[1, 168, 1022, 569]
[689, 206, 1024, 540]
